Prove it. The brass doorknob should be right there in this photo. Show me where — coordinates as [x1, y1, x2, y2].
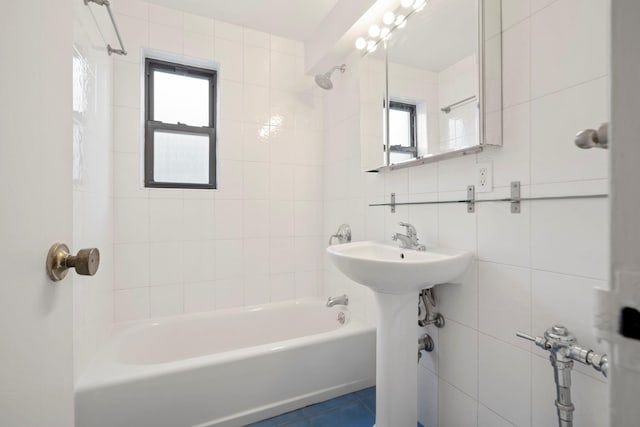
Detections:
[46, 243, 100, 282]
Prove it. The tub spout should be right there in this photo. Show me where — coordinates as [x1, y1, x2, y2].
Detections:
[326, 294, 348, 307]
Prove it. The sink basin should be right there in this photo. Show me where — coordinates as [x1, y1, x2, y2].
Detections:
[327, 241, 472, 294]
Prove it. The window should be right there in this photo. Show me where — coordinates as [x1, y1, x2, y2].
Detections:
[145, 58, 217, 188]
[388, 101, 417, 164]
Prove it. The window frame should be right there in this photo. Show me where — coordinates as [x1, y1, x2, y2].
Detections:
[388, 100, 417, 156]
[144, 58, 217, 189]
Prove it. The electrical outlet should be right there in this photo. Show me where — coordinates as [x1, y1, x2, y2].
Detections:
[476, 162, 492, 192]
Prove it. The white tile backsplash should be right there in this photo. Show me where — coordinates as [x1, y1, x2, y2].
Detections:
[479, 334, 532, 426]
[502, 19, 531, 108]
[149, 284, 184, 317]
[530, 0, 609, 98]
[182, 13, 215, 37]
[184, 282, 216, 313]
[438, 380, 478, 427]
[478, 404, 516, 427]
[149, 241, 183, 286]
[530, 77, 609, 185]
[478, 262, 532, 349]
[438, 320, 479, 398]
[531, 198, 609, 280]
[477, 201, 530, 267]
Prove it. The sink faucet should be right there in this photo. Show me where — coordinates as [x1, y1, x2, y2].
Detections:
[392, 222, 426, 251]
[326, 294, 348, 307]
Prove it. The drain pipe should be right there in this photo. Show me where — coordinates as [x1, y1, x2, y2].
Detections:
[517, 325, 608, 427]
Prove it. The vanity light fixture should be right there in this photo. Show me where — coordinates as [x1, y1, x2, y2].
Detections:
[354, 1, 428, 52]
[368, 24, 381, 38]
[383, 11, 396, 25]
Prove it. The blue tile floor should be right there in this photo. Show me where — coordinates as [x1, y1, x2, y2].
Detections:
[246, 387, 424, 427]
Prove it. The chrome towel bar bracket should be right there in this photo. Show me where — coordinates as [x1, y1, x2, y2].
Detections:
[84, 0, 128, 56]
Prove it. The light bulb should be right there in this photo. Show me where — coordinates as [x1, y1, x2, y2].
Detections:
[380, 27, 390, 39]
[368, 24, 381, 38]
[383, 11, 395, 25]
[355, 37, 367, 50]
[367, 40, 377, 53]
[401, 0, 415, 8]
[395, 15, 406, 26]
[414, 0, 426, 11]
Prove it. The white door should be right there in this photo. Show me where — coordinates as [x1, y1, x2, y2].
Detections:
[0, 1, 75, 426]
[605, 1, 640, 426]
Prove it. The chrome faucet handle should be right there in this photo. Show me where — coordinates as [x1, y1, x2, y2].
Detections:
[398, 222, 417, 236]
[328, 224, 351, 246]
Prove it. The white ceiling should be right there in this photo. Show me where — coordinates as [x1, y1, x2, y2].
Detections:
[144, 0, 340, 41]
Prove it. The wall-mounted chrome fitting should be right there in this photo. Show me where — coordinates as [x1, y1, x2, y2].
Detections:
[326, 294, 349, 307]
[575, 122, 609, 149]
[511, 181, 521, 214]
[418, 288, 445, 328]
[517, 325, 608, 427]
[467, 185, 475, 213]
[328, 224, 351, 246]
[417, 333, 434, 362]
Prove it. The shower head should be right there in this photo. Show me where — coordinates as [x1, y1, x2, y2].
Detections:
[314, 64, 346, 90]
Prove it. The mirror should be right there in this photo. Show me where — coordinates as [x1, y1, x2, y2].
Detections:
[360, 0, 502, 171]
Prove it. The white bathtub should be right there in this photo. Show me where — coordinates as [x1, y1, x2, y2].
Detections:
[75, 298, 376, 427]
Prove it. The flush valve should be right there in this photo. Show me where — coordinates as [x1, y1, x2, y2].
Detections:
[516, 325, 608, 427]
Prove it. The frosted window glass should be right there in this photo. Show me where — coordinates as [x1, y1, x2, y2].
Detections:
[154, 131, 209, 184]
[390, 108, 411, 147]
[154, 71, 210, 126]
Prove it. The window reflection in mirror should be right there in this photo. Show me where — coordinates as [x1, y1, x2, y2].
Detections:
[388, 101, 417, 164]
[387, 0, 478, 163]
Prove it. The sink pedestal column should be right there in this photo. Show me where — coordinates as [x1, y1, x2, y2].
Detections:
[374, 291, 418, 427]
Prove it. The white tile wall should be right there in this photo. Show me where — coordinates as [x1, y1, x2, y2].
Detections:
[111, 1, 325, 322]
[322, 1, 610, 426]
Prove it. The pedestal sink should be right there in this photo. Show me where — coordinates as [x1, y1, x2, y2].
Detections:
[327, 241, 472, 427]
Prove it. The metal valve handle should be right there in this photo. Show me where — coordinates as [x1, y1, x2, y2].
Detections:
[575, 122, 609, 149]
[46, 243, 100, 282]
[328, 224, 351, 246]
[517, 325, 609, 427]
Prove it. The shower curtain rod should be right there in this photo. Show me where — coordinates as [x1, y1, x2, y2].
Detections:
[84, 0, 127, 56]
